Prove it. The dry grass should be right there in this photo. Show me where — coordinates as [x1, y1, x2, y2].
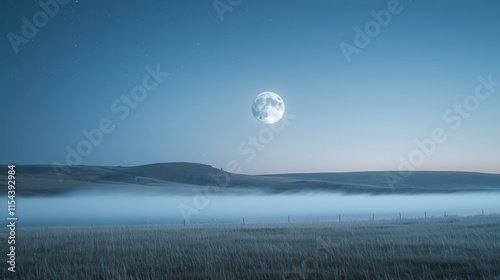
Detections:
[4, 215, 500, 280]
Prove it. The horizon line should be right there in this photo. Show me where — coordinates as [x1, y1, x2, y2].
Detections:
[3, 161, 500, 176]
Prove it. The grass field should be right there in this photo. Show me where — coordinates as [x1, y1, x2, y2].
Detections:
[5, 215, 500, 280]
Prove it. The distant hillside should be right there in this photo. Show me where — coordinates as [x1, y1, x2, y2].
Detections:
[1, 163, 499, 196]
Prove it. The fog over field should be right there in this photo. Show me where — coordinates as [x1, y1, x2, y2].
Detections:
[4, 189, 499, 226]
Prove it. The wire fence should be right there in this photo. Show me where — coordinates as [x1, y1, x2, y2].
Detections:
[178, 209, 499, 227]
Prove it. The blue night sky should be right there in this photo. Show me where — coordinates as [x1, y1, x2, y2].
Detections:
[1, 0, 499, 174]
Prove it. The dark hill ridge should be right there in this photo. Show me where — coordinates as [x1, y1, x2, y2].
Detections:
[98, 162, 220, 185]
[1, 163, 499, 196]
[266, 171, 500, 191]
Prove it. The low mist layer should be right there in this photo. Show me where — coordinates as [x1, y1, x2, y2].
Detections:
[5, 188, 500, 226]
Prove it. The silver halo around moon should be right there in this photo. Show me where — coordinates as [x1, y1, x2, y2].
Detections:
[252, 92, 285, 124]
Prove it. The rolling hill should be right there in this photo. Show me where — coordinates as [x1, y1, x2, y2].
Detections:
[1, 163, 499, 196]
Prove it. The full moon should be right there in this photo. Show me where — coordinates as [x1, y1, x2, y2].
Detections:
[252, 92, 285, 124]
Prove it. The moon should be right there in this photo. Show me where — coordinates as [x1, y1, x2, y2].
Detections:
[252, 92, 285, 124]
